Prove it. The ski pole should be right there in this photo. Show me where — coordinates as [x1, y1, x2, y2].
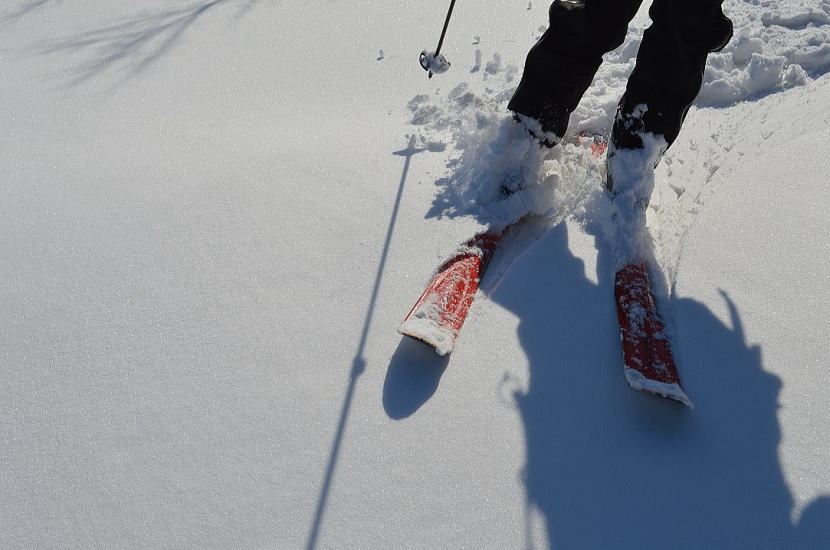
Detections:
[433, 0, 456, 63]
[420, 0, 456, 78]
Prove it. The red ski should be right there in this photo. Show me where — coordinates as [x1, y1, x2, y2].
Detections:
[398, 230, 504, 355]
[614, 263, 693, 408]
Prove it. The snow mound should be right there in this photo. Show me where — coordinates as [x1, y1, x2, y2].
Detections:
[698, 0, 830, 105]
[408, 74, 605, 230]
[405, 0, 830, 285]
[568, 0, 830, 119]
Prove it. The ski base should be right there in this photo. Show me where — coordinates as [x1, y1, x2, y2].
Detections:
[614, 263, 693, 408]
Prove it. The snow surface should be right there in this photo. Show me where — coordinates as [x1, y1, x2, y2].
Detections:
[2, 0, 830, 548]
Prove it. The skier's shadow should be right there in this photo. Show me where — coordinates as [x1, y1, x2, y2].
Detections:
[490, 222, 830, 549]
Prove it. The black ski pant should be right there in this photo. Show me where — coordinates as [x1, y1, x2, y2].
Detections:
[508, 0, 733, 149]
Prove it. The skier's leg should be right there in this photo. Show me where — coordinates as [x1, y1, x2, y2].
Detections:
[606, 0, 732, 260]
[508, 0, 644, 146]
[612, 0, 733, 152]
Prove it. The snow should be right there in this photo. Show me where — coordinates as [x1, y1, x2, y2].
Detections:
[675, 77, 830, 525]
[1, 0, 830, 548]
[604, 125, 668, 267]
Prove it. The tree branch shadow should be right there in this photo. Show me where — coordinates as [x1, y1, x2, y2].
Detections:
[31, 0, 260, 87]
[0, 0, 61, 28]
[231, 0, 260, 20]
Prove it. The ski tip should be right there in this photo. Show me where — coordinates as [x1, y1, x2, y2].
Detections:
[624, 367, 695, 409]
[398, 321, 454, 356]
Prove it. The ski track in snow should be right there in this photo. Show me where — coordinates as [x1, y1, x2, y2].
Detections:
[407, 0, 830, 283]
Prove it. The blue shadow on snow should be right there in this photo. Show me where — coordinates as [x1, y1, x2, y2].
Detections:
[488, 222, 830, 549]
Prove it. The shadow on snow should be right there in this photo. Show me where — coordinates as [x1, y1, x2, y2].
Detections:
[383, 209, 829, 547]
[490, 222, 830, 549]
[0, 0, 60, 27]
[29, 0, 262, 87]
[306, 137, 433, 550]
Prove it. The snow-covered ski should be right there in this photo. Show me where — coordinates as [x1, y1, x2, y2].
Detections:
[614, 262, 693, 408]
[398, 226, 509, 355]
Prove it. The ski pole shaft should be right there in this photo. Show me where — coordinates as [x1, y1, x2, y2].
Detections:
[429, 0, 456, 78]
[434, 0, 456, 57]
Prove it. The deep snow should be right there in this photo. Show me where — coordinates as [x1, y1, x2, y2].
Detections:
[1, 1, 829, 548]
